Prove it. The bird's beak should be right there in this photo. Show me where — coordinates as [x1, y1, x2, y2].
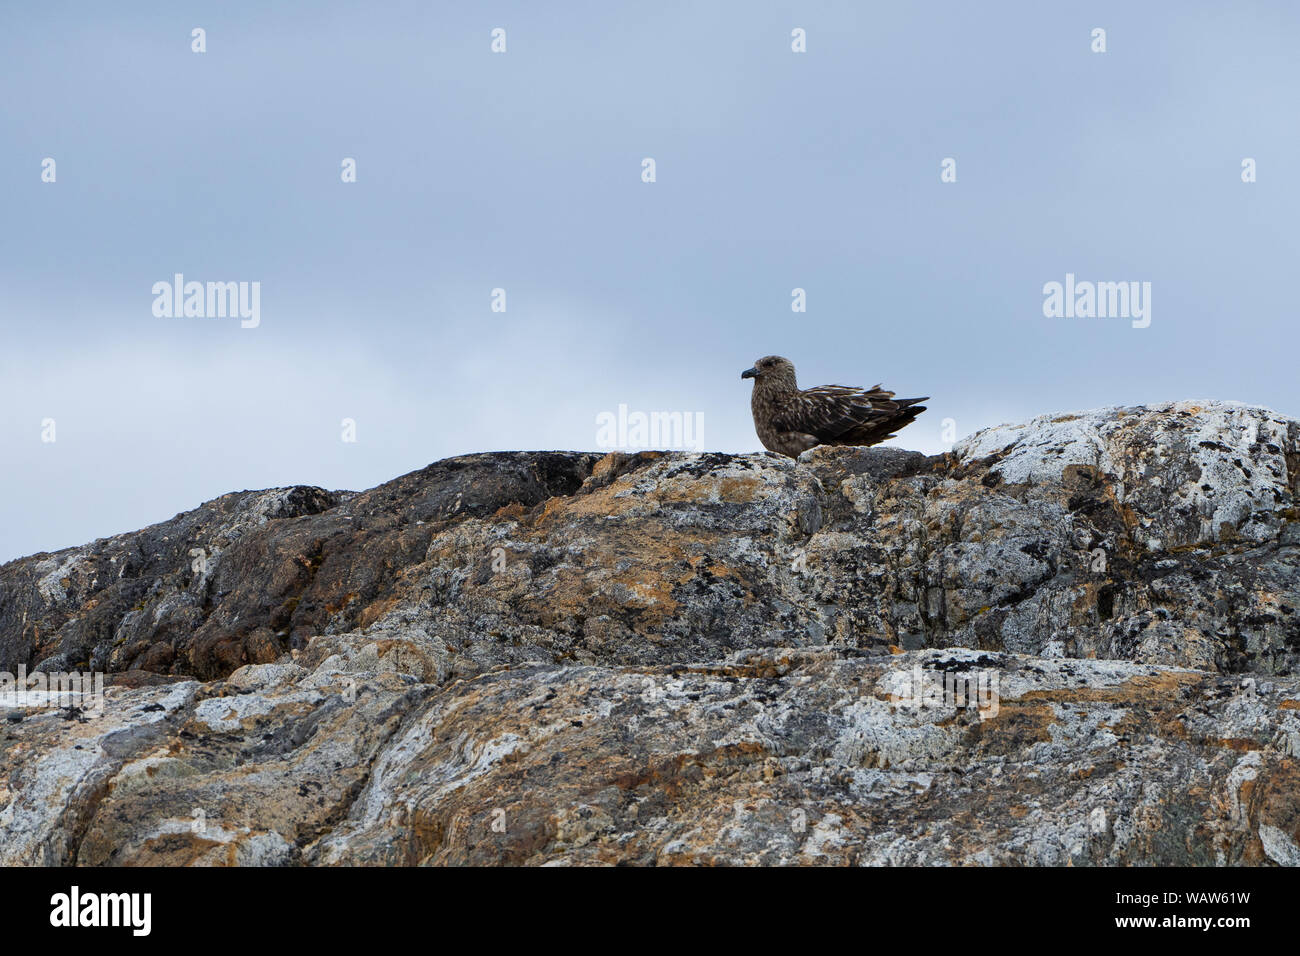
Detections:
[741, 367, 758, 380]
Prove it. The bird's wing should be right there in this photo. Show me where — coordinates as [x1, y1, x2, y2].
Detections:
[770, 384, 905, 442]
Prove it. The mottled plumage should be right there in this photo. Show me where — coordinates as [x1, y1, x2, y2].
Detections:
[741, 355, 928, 458]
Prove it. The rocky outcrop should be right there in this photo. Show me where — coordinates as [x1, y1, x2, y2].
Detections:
[1, 400, 1298, 865]
[0, 454, 598, 680]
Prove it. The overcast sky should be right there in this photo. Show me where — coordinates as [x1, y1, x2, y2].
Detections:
[3, 1, 1299, 563]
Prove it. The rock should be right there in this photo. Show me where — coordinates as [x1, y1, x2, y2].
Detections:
[0, 400, 1297, 865]
[0, 453, 598, 679]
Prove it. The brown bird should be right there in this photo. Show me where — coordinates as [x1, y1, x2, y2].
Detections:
[742, 355, 929, 458]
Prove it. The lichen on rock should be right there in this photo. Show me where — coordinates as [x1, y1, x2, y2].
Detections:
[1, 400, 1298, 865]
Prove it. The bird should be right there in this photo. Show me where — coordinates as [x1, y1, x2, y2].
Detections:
[741, 355, 929, 458]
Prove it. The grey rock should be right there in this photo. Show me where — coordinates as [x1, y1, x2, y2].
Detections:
[0, 401, 1297, 865]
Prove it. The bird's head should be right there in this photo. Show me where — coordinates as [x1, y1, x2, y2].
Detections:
[741, 355, 797, 388]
